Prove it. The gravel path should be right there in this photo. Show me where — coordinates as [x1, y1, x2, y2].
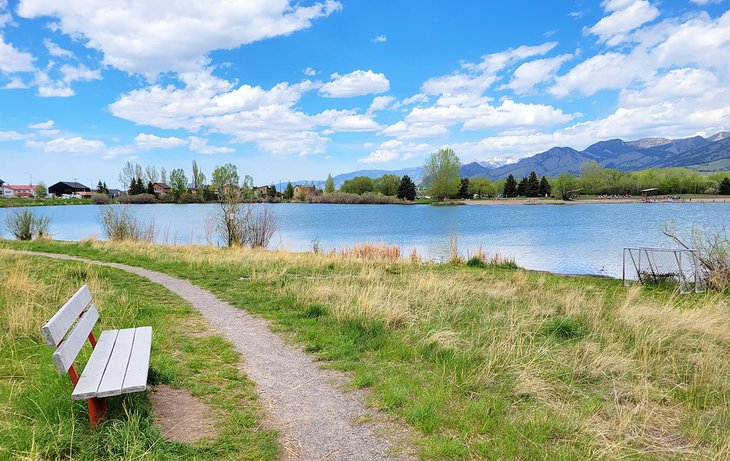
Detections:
[10, 250, 414, 461]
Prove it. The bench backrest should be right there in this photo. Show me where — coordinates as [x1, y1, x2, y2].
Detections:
[42, 285, 99, 374]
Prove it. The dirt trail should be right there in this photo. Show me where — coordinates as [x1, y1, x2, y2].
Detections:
[10, 250, 413, 461]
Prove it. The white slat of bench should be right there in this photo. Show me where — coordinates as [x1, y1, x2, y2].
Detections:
[121, 327, 152, 394]
[42, 285, 92, 347]
[96, 328, 135, 398]
[52, 305, 99, 374]
[71, 329, 119, 400]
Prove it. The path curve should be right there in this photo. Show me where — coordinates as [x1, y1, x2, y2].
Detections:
[9, 250, 413, 461]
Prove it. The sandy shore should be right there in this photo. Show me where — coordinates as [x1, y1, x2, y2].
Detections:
[463, 197, 730, 205]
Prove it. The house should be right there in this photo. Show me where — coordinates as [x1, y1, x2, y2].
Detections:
[49, 181, 91, 197]
[107, 189, 124, 198]
[152, 183, 171, 195]
[254, 185, 277, 198]
[293, 185, 316, 199]
[2, 184, 34, 198]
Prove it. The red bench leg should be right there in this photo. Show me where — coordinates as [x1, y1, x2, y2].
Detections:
[88, 397, 108, 428]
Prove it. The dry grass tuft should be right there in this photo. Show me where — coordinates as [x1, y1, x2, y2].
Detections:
[330, 242, 402, 261]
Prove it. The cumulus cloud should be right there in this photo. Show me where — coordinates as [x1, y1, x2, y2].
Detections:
[17, 0, 342, 76]
[188, 136, 234, 154]
[367, 95, 395, 114]
[380, 121, 449, 140]
[0, 35, 35, 73]
[43, 38, 73, 58]
[28, 120, 54, 129]
[314, 110, 381, 132]
[26, 136, 105, 154]
[0, 130, 25, 141]
[319, 70, 390, 97]
[303, 67, 317, 76]
[505, 54, 572, 94]
[588, 0, 660, 45]
[134, 133, 187, 149]
[358, 139, 431, 163]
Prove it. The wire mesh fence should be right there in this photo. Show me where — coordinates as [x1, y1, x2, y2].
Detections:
[623, 247, 705, 294]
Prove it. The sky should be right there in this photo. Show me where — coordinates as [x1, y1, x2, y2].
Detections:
[1, 0, 729, 188]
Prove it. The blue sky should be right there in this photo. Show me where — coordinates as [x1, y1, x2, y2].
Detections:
[1, 0, 729, 188]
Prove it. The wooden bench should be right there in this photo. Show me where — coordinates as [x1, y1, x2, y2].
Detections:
[42, 285, 152, 428]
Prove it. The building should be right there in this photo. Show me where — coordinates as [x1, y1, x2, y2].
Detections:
[254, 185, 277, 198]
[107, 189, 124, 198]
[48, 181, 91, 197]
[293, 185, 317, 199]
[2, 184, 34, 198]
[152, 183, 171, 195]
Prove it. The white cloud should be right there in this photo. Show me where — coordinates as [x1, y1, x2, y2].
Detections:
[380, 121, 449, 140]
[315, 110, 381, 132]
[28, 120, 54, 129]
[4, 77, 28, 89]
[588, 0, 660, 45]
[27, 136, 105, 154]
[462, 100, 575, 131]
[303, 67, 317, 76]
[505, 54, 572, 94]
[0, 130, 24, 140]
[134, 133, 187, 149]
[372, 35, 387, 43]
[367, 95, 395, 114]
[43, 38, 73, 58]
[319, 69, 390, 98]
[60, 64, 101, 84]
[17, 0, 342, 76]
[358, 139, 432, 163]
[359, 149, 399, 163]
[550, 52, 646, 97]
[188, 136, 234, 154]
[0, 34, 35, 73]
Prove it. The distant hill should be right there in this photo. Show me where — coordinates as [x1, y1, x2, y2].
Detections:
[300, 132, 730, 185]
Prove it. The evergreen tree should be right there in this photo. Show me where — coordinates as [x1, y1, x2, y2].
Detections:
[97, 181, 104, 193]
[504, 174, 518, 197]
[539, 176, 551, 196]
[284, 182, 295, 200]
[397, 175, 417, 201]
[526, 171, 540, 197]
[324, 173, 335, 193]
[458, 177, 470, 199]
[516, 177, 528, 196]
[720, 177, 730, 195]
[102, 182, 109, 195]
[147, 181, 154, 194]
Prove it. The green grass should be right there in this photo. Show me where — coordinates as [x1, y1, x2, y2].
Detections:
[2, 240, 729, 460]
[0, 252, 278, 460]
[0, 197, 94, 207]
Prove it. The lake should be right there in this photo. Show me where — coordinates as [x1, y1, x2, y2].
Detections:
[1, 202, 728, 277]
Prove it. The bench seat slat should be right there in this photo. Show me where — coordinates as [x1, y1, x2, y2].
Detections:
[52, 305, 99, 374]
[71, 330, 119, 401]
[121, 327, 152, 394]
[42, 285, 92, 347]
[96, 328, 135, 398]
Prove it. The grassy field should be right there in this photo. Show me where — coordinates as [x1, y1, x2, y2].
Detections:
[0, 250, 278, 460]
[1, 239, 729, 460]
[0, 197, 93, 207]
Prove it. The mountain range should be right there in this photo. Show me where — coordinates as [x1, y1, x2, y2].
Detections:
[298, 132, 730, 187]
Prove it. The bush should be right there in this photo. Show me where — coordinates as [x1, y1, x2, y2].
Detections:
[99, 206, 156, 242]
[91, 193, 110, 204]
[116, 193, 156, 204]
[308, 192, 405, 204]
[213, 200, 277, 248]
[4, 210, 52, 240]
[663, 223, 729, 290]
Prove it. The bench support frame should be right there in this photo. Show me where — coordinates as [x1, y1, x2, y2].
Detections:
[67, 331, 108, 428]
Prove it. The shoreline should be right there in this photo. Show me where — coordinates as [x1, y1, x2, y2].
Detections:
[463, 197, 730, 205]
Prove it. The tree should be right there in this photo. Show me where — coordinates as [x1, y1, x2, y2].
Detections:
[579, 160, 605, 195]
[102, 182, 109, 194]
[503, 174, 518, 197]
[119, 161, 136, 191]
[553, 173, 579, 200]
[34, 181, 47, 198]
[96, 181, 104, 193]
[468, 177, 494, 197]
[539, 176, 551, 196]
[397, 175, 417, 201]
[516, 177, 528, 197]
[212, 163, 239, 196]
[324, 173, 335, 193]
[283, 182, 295, 200]
[341, 176, 375, 195]
[170, 168, 188, 200]
[192, 160, 206, 189]
[129, 177, 145, 195]
[144, 165, 158, 184]
[458, 177, 470, 199]
[719, 177, 730, 195]
[375, 174, 400, 196]
[526, 171, 540, 197]
[160, 167, 167, 185]
[423, 148, 461, 200]
[146, 181, 154, 195]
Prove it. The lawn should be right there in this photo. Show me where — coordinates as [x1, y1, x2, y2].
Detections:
[1, 239, 729, 460]
[0, 250, 278, 460]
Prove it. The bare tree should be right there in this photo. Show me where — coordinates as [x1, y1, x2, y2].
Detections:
[213, 190, 277, 248]
[663, 222, 729, 290]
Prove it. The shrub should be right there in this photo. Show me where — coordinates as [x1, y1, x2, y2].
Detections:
[308, 192, 405, 204]
[213, 200, 277, 248]
[116, 193, 156, 204]
[4, 210, 52, 240]
[91, 193, 110, 204]
[99, 206, 156, 242]
[663, 223, 730, 290]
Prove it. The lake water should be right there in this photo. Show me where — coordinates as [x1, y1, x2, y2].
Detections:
[1, 202, 728, 277]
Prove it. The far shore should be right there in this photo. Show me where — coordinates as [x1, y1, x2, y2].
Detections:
[463, 197, 730, 206]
